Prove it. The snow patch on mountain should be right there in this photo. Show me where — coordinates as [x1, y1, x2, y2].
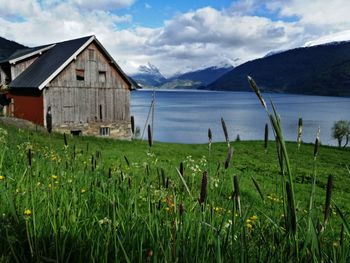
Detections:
[304, 30, 350, 47]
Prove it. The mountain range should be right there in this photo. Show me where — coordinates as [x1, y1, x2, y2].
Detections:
[131, 62, 233, 89]
[208, 41, 350, 97]
[0, 37, 26, 62]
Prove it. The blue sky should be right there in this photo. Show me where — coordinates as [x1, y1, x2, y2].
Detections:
[117, 0, 234, 28]
[0, 0, 350, 76]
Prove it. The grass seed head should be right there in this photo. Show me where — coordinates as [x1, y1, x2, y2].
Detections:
[221, 117, 230, 147]
[224, 147, 234, 169]
[233, 175, 241, 215]
[297, 117, 303, 148]
[247, 76, 267, 110]
[199, 171, 208, 205]
[264, 123, 268, 150]
[208, 128, 212, 144]
[27, 148, 32, 167]
[314, 128, 321, 159]
[179, 162, 184, 177]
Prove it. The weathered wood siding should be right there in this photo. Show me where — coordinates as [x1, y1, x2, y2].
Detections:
[0, 67, 6, 85]
[45, 87, 129, 125]
[11, 56, 38, 80]
[44, 42, 130, 126]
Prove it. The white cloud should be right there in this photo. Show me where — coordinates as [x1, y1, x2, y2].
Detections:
[1, 0, 349, 76]
[267, 0, 350, 34]
[71, 0, 135, 10]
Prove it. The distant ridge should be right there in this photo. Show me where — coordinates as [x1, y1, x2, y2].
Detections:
[0, 36, 26, 62]
[132, 62, 233, 89]
[207, 41, 350, 97]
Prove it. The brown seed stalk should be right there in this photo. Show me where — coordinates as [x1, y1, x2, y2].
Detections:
[264, 123, 268, 151]
[314, 136, 320, 159]
[179, 162, 184, 177]
[297, 117, 303, 149]
[224, 147, 234, 170]
[208, 128, 212, 147]
[247, 76, 267, 111]
[233, 175, 241, 216]
[221, 117, 230, 147]
[63, 132, 68, 146]
[199, 171, 208, 205]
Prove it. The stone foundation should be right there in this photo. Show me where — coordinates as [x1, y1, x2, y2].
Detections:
[53, 121, 132, 140]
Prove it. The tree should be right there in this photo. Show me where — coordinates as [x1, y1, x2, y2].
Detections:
[332, 120, 350, 148]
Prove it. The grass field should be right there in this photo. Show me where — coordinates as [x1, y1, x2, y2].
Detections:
[0, 120, 349, 262]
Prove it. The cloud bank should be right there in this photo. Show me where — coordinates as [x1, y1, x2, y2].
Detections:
[0, 0, 349, 76]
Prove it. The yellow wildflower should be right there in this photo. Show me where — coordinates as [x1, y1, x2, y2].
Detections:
[250, 215, 258, 221]
[0, 175, 5, 181]
[23, 209, 32, 216]
[246, 223, 253, 230]
[81, 188, 86, 193]
[51, 175, 58, 180]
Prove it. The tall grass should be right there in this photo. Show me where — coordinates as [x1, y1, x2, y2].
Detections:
[0, 83, 349, 262]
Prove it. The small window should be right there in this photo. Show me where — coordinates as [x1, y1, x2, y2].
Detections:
[88, 49, 95, 60]
[100, 127, 110, 136]
[99, 71, 106, 83]
[76, 69, 84, 81]
[71, 130, 82, 136]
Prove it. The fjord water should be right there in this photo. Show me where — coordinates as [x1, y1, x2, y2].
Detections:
[131, 89, 350, 146]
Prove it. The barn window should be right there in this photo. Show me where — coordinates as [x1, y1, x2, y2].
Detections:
[88, 49, 95, 60]
[99, 127, 110, 136]
[76, 69, 84, 81]
[71, 130, 82, 136]
[99, 71, 106, 83]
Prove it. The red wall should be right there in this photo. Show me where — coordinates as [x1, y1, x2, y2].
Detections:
[10, 89, 44, 125]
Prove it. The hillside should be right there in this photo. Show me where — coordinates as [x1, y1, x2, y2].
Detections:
[208, 41, 350, 97]
[0, 122, 349, 261]
[168, 64, 233, 85]
[0, 36, 26, 62]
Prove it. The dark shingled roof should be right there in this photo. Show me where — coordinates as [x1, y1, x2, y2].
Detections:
[9, 36, 93, 89]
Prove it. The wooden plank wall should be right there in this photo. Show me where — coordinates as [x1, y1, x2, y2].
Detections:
[46, 87, 129, 125]
[11, 56, 38, 80]
[45, 41, 130, 126]
[0, 68, 6, 85]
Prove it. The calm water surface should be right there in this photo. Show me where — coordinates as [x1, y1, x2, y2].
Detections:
[131, 89, 350, 146]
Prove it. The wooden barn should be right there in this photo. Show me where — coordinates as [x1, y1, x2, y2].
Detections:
[0, 35, 132, 139]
